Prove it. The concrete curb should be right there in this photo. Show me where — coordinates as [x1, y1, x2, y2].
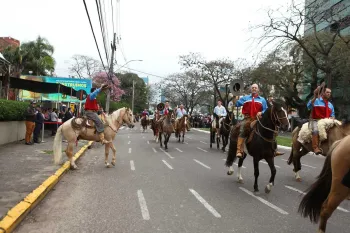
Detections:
[192, 128, 293, 149]
[0, 141, 93, 233]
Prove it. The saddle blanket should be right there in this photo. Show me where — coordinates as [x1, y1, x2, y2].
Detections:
[297, 118, 342, 144]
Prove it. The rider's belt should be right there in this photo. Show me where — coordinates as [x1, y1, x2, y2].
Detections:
[86, 110, 97, 113]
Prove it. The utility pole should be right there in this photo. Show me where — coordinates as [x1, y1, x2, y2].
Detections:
[132, 80, 135, 114]
[105, 33, 116, 113]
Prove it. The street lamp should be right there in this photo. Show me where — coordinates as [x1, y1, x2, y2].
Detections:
[115, 59, 143, 72]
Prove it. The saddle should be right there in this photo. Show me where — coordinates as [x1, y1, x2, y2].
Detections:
[231, 118, 256, 144]
[71, 116, 109, 132]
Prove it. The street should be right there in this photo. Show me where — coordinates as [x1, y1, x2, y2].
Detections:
[15, 126, 349, 233]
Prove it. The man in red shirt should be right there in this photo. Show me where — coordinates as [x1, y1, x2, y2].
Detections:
[85, 84, 110, 144]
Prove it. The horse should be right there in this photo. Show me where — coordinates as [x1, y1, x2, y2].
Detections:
[298, 135, 350, 233]
[220, 112, 234, 152]
[151, 112, 160, 142]
[175, 114, 188, 143]
[53, 107, 134, 169]
[159, 112, 175, 150]
[287, 120, 350, 181]
[225, 99, 290, 193]
[141, 116, 149, 133]
[210, 114, 225, 149]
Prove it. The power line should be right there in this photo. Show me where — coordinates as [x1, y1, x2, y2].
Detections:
[96, 0, 110, 66]
[114, 62, 166, 79]
[82, 0, 107, 71]
[110, 0, 115, 34]
[101, 0, 111, 58]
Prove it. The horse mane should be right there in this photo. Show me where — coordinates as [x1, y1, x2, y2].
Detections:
[109, 107, 125, 124]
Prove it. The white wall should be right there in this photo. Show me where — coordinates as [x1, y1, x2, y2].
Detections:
[0, 121, 26, 145]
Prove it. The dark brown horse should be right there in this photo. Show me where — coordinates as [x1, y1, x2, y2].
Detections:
[298, 134, 350, 233]
[159, 112, 175, 150]
[220, 112, 234, 152]
[141, 116, 149, 133]
[287, 121, 350, 181]
[225, 100, 290, 193]
[175, 115, 188, 143]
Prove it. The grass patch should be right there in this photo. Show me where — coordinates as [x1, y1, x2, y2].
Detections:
[199, 128, 210, 131]
[277, 136, 292, 147]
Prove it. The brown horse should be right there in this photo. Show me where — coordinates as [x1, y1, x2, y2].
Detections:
[53, 107, 134, 169]
[141, 116, 149, 133]
[175, 115, 188, 143]
[287, 121, 350, 181]
[298, 135, 350, 233]
[151, 112, 160, 142]
[159, 112, 175, 150]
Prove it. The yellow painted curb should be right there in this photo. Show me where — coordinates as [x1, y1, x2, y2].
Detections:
[0, 141, 93, 233]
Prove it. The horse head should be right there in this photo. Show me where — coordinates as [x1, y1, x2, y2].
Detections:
[269, 99, 290, 131]
[124, 108, 135, 128]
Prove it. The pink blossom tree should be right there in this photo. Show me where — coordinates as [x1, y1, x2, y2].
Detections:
[92, 72, 124, 101]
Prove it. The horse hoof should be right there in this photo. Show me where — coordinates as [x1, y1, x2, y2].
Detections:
[105, 164, 112, 168]
[227, 171, 233, 175]
[254, 190, 260, 195]
[70, 165, 79, 170]
[296, 177, 302, 182]
[237, 178, 244, 183]
[265, 186, 271, 194]
[88, 145, 92, 149]
[111, 161, 116, 166]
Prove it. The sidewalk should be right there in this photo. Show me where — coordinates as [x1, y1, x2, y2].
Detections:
[0, 131, 88, 220]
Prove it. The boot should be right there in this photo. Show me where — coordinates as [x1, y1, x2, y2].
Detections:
[236, 137, 245, 158]
[274, 151, 285, 157]
[98, 132, 110, 145]
[312, 134, 322, 155]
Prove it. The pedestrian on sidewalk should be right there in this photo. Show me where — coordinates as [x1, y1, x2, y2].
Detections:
[50, 108, 59, 136]
[33, 106, 44, 143]
[24, 101, 36, 145]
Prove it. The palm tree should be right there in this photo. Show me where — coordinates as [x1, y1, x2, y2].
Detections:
[21, 36, 55, 76]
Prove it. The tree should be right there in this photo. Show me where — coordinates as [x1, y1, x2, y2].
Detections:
[69, 55, 103, 78]
[159, 70, 210, 114]
[20, 36, 55, 76]
[117, 72, 149, 113]
[92, 72, 124, 101]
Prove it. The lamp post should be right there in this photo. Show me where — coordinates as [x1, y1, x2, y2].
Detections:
[115, 59, 143, 73]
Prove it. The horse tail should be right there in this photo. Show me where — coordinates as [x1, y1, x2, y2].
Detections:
[287, 127, 299, 165]
[225, 135, 237, 167]
[298, 140, 341, 222]
[53, 125, 63, 165]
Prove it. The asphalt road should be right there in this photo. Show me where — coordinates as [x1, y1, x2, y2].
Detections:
[15, 126, 349, 233]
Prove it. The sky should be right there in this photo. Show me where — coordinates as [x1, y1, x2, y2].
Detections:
[1, 0, 297, 84]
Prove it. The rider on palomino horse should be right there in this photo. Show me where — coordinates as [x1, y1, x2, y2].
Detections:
[142, 109, 149, 121]
[307, 87, 334, 155]
[84, 84, 110, 145]
[175, 104, 187, 131]
[235, 84, 268, 158]
[212, 100, 227, 129]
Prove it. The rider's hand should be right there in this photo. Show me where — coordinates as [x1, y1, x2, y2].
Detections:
[257, 112, 262, 118]
[313, 86, 320, 97]
[101, 84, 109, 90]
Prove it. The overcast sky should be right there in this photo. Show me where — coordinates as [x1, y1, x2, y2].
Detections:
[1, 0, 298, 84]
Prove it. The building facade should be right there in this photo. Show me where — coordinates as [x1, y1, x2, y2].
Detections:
[0, 37, 20, 52]
[304, 0, 350, 119]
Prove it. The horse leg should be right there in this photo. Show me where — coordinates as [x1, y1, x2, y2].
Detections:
[105, 143, 112, 168]
[319, 188, 349, 233]
[165, 134, 169, 150]
[216, 129, 220, 149]
[111, 143, 117, 166]
[182, 130, 185, 143]
[159, 132, 163, 147]
[294, 151, 307, 182]
[237, 156, 246, 183]
[253, 158, 260, 193]
[67, 142, 77, 169]
[265, 157, 277, 194]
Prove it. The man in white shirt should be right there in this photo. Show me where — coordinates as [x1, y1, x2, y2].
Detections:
[212, 100, 227, 129]
[175, 104, 187, 131]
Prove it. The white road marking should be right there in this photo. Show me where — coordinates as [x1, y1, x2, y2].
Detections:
[147, 141, 150, 144]
[142, 136, 145, 139]
[193, 159, 211, 169]
[281, 159, 316, 169]
[175, 148, 183, 152]
[234, 163, 246, 169]
[128, 135, 130, 138]
[137, 190, 150, 220]
[128, 148, 132, 154]
[284, 185, 349, 213]
[184, 142, 189, 144]
[152, 148, 157, 153]
[260, 160, 280, 168]
[187, 137, 192, 140]
[239, 187, 289, 215]
[162, 160, 173, 170]
[128, 141, 131, 144]
[159, 148, 174, 159]
[200, 141, 208, 144]
[197, 147, 208, 153]
[130, 160, 135, 171]
[120, 126, 125, 130]
[189, 189, 221, 218]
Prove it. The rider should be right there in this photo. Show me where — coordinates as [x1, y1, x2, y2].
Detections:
[84, 84, 110, 145]
[158, 101, 172, 124]
[307, 87, 334, 155]
[142, 108, 149, 121]
[212, 100, 227, 129]
[175, 104, 187, 131]
[235, 84, 268, 158]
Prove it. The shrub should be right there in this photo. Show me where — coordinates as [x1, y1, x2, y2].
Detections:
[0, 99, 30, 121]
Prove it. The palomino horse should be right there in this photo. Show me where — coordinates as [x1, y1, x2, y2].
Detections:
[226, 100, 290, 193]
[210, 114, 225, 149]
[298, 135, 350, 233]
[53, 107, 134, 169]
[141, 116, 149, 133]
[159, 112, 175, 150]
[175, 114, 188, 143]
[287, 121, 350, 181]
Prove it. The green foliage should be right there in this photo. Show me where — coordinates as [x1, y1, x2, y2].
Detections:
[0, 99, 29, 121]
[96, 92, 130, 113]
